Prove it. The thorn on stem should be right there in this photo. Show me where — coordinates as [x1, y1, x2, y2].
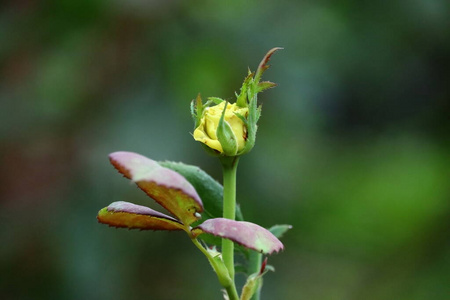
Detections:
[259, 257, 268, 275]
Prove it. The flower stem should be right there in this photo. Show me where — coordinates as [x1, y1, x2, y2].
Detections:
[220, 156, 239, 282]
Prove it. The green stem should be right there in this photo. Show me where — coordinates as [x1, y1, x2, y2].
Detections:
[220, 156, 239, 282]
[191, 238, 239, 300]
[248, 252, 263, 300]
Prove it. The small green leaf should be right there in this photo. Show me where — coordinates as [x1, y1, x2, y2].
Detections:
[109, 152, 203, 225]
[268, 224, 293, 239]
[97, 201, 185, 231]
[193, 218, 284, 254]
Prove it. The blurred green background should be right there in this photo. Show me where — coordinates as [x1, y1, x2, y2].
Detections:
[1, 1, 449, 299]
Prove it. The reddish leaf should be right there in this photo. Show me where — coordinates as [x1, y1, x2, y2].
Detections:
[97, 201, 185, 231]
[254, 47, 283, 83]
[193, 218, 284, 254]
[109, 152, 203, 225]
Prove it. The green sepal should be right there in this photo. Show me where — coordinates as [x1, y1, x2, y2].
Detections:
[193, 93, 204, 128]
[216, 102, 238, 156]
[240, 91, 258, 155]
[236, 72, 255, 107]
[254, 47, 283, 84]
[256, 105, 262, 122]
[208, 97, 225, 105]
[234, 112, 249, 127]
[257, 81, 277, 93]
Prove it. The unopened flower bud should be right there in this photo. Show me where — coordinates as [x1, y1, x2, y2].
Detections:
[191, 48, 282, 158]
[193, 101, 248, 155]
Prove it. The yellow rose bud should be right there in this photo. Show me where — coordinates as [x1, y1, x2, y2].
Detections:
[193, 101, 248, 154]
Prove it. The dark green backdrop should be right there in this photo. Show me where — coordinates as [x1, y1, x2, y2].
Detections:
[1, 1, 449, 299]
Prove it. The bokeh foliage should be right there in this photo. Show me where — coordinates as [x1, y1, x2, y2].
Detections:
[1, 0, 449, 299]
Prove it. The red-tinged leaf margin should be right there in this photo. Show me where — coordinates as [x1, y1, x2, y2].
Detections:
[97, 201, 185, 231]
[254, 47, 283, 83]
[109, 151, 203, 225]
[192, 218, 284, 255]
